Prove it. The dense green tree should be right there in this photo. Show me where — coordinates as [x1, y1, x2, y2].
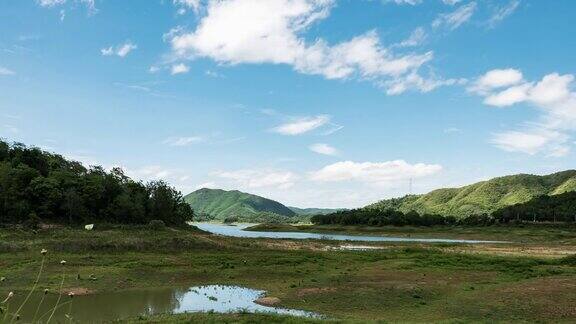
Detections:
[0, 139, 194, 226]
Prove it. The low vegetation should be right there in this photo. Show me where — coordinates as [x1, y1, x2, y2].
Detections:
[1, 226, 576, 322]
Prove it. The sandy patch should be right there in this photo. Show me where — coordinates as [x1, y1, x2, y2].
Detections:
[63, 287, 93, 296]
[254, 296, 281, 306]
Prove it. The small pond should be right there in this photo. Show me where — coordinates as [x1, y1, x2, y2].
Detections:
[9, 285, 318, 322]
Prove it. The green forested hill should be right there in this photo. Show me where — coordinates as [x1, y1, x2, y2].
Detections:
[366, 170, 576, 218]
[184, 188, 297, 222]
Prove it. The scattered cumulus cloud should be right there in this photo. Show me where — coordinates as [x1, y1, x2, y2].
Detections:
[165, 0, 451, 95]
[195, 181, 217, 189]
[272, 115, 330, 135]
[468, 68, 524, 95]
[101, 42, 137, 58]
[491, 129, 568, 157]
[171, 63, 190, 74]
[212, 169, 298, 189]
[432, 2, 477, 30]
[309, 143, 338, 156]
[309, 160, 443, 185]
[473, 69, 576, 156]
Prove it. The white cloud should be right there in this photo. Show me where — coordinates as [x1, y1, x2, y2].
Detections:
[474, 69, 576, 156]
[385, 0, 422, 5]
[383, 71, 466, 95]
[469, 68, 523, 94]
[310, 160, 442, 185]
[442, 0, 462, 5]
[212, 169, 298, 189]
[394, 27, 427, 48]
[309, 143, 338, 156]
[166, 0, 444, 95]
[171, 63, 190, 75]
[173, 0, 201, 14]
[37, 0, 97, 14]
[483, 83, 531, 107]
[38, 0, 66, 7]
[101, 42, 137, 58]
[491, 129, 568, 157]
[0, 67, 15, 76]
[432, 2, 477, 30]
[163, 136, 204, 146]
[488, 0, 521, 28]
[195, 181, 217, 189]
[272, 115, 330, 135]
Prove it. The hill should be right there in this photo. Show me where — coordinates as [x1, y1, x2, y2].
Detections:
[366, 170, 576, 218]
[184, 188, 298, 222]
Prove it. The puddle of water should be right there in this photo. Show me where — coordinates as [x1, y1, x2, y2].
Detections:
[194, 223, 506, 244]
[8, 285, 318, 322]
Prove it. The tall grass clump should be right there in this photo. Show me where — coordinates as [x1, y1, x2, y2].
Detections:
[0, 249, 73, 324]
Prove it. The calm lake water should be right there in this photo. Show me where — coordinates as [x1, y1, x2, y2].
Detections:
[194, 223, 505, 244]
[12, 285, 318, 322]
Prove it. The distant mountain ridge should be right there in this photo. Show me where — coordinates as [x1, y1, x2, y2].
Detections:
[184, 188, 296, 222]
[366, 170, 576, 218]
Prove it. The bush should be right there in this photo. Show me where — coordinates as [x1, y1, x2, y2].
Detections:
[148, 219, 166, 230]
[24, 212, 41, 230]
[223, 217, 238, 224]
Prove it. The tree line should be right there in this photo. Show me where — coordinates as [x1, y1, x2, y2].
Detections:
[0, 140, 193, 227]
[493, 191, 576, 223]
[312, 191, 576, 227]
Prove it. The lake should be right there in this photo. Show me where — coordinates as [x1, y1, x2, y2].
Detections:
[194, 223, 506, 244]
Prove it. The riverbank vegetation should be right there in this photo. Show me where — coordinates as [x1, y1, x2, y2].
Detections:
[0, 140, 193, 227]
[311, 190, 576, 227]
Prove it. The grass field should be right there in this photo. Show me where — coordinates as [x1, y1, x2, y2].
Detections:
[1, 225, 576, 323]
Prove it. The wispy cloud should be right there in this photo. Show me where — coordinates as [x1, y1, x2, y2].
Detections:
[309, 143, 339, 156]
[0, 67, 15, 76]
[487, 0, 521, 28]
[101, 42, 137, 58]
[432, 2, 477, 30]
[272, 115, 331, 136]
[163, 136, 204, 146]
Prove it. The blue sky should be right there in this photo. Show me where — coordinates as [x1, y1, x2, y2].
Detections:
[1, 0, 575, 208]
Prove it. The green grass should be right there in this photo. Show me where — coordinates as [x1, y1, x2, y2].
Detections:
[1, 226, 576, 322]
